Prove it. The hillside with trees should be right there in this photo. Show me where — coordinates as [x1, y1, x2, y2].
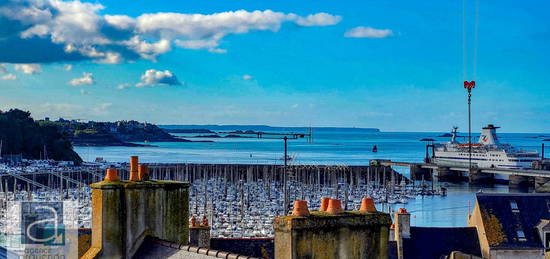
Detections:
[39, 118, 197, 147]
[0, 109, 82, 164]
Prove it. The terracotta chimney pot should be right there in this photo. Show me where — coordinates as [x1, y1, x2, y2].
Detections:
[292, 200, 310, 217]
[398, 208, 409, 214]
[138, 164, 149, 181]
[201, 216, 209, 226]
[129, 156, 140, 181]
[190, 216, 197, 227]
[326, 199, 343, 215]
[320, 197, 330, 211]
[104, 168, 119, 182]
[360, 198, 377, 212]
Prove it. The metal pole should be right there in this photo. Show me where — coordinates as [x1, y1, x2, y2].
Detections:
[468, 88, 472, 172]
[283, 136, 288, 215]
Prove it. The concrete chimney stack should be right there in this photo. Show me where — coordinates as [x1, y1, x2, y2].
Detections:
[273, 199, 391, 259]
[395, 208, 411, 239]
[394, 208, 411, 259]
[82, 165, 190, 258]
[189, 215, 211, 248]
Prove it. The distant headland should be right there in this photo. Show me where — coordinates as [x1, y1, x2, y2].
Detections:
[39, 118, 212, 147]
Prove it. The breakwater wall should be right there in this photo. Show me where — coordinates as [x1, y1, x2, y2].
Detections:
[0, 163, 408, 192]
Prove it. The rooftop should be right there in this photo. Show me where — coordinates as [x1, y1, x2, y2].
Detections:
[402, 227, 481, 259]
[476, 193, 550, 249]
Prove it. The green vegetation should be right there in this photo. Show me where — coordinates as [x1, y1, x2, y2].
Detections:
[0, 109, 82, 164]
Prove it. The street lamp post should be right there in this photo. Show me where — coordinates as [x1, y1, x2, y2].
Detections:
[464, 81, 476, 172]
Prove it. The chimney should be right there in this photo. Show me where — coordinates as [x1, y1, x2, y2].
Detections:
[138, 164, 149, 181]
[360, 198, 377, 213]
[189, 216, 211, 248]
[292, 200, 310, 216]
[82, 160, 190, 259]
[274, 199, 391, 259]
[395, 208, 410, 239]
[394, 208, 411, 259]
[129, 156, 139, 181]
[320, 197, 330, 211]
[326, 199, 343, 215]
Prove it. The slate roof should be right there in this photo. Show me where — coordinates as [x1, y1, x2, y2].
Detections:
[402, 227, 481, 259]
[133, 237, 260, 259]
[211, 238, 273, 259]
[475, 193, 550, 249]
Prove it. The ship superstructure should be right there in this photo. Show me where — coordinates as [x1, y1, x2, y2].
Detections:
[433, 125, 539, 170]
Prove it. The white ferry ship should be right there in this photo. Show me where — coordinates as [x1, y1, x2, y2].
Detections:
[433, 124, 539, 170]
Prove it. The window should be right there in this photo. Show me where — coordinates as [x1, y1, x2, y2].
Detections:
[517, 230, 526, 241]
[547, 200, 550, 212]
[510, 200, 519, 212]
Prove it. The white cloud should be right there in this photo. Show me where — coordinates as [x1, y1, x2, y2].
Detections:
[174, 39, 218, 50]
[1, 74, 16, 80]
[295, 13, 341, 27]
[104, 15, 135, 30]
[96, 52, 122, 64]
[0, 1, 341, 63]
[136, 69, 181, 87]
[69, 72, 95, 86]
[63, 64, 73, 71]
[116, 83, 131, 89]
[123, 36, 171, 60]
[20, 24, 49, 38]
[242, 74, 253, 80]
[344, 26, 392, 38]
[15, 64, 41, 74]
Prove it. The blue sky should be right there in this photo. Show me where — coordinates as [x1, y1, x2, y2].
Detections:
[0, 0, 548, 132]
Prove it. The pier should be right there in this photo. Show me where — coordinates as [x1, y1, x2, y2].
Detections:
[376, 159, 550, 191]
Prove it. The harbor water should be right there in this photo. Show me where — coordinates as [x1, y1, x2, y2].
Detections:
[75, 129, 546, 227]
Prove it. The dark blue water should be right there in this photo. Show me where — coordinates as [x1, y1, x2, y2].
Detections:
[75, 129, 547, 227]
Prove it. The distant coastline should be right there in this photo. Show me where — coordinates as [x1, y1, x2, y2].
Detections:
[160, 124, 381, 133]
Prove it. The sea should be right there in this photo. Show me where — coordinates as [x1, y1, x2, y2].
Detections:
[74, 126, 548, 228]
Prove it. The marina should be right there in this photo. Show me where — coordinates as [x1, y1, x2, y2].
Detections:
[1, 150, 548, 240]
[0, 160, 448, 238]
